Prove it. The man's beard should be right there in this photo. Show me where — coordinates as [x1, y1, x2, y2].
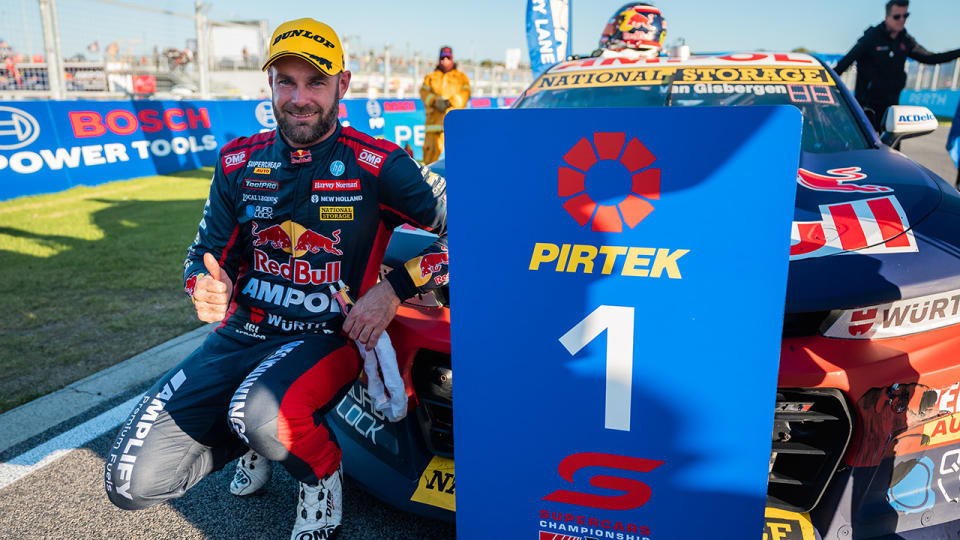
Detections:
[276, 93, 340, 146]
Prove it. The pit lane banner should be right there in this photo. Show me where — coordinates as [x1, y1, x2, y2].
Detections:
[526, 0, 572, 78]
[0, 97, 511, 201]
[445, 106, 801, 539]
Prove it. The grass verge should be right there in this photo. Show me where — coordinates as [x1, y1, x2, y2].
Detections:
[0, 168, 214, 413]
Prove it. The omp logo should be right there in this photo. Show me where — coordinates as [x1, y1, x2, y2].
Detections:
[358, 148, 384, 168]
[0, 106, 40, 150]
[559, 132, 660, 232]
[224, 150, 247, 167]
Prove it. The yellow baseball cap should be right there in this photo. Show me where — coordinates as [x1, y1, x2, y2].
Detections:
[261, 18, 344, 75]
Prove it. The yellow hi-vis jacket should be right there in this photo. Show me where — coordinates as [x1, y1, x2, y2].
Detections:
[419, 68, 471, 134]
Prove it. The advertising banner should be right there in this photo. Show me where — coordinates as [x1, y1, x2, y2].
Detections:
[526, 0, 572, 78]
[0, 97, 506, 201]
[445, 106, 801, 539]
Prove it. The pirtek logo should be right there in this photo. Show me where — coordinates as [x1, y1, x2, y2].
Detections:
[530, 242, 688, 279]
[559, 132, 660, 232]
[272, 29, 336, 49]
[358, 148, 384, 169]
[224, 150, 247, 167]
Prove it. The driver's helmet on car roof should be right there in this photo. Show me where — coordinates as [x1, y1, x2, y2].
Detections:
[598, 2, 667, 58]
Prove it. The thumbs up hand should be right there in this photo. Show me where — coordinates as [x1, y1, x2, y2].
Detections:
[192, 252, 234, 322]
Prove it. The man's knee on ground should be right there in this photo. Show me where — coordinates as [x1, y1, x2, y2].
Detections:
[229, 383, 285, 459]
[104, 462, 164, 511]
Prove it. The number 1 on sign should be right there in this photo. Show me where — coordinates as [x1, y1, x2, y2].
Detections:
[559, 306, 635, 432]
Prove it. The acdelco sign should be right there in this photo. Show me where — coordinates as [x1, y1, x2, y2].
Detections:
[0, 106, 41, 150]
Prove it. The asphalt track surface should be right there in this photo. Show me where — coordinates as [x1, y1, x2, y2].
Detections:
[0, 130, 955, 540]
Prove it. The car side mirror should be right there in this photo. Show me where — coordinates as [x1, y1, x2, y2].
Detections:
[880, 105, 938, 147]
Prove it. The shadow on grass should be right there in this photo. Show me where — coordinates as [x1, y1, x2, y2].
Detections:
[0, 197, 209, 412]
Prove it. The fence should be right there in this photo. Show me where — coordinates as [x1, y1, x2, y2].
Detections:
[0, 0, 533, 101]
[2, 1, 958, 102]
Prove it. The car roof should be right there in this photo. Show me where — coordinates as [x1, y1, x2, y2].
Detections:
[545, 52, 823, 74]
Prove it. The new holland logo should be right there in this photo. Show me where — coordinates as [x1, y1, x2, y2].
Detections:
[0, 106, 41, 150]
[558, 132, 660, 233]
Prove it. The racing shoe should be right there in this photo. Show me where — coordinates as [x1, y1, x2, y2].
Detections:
[291, 465, 343, 540]
[229, 449, 273, 496]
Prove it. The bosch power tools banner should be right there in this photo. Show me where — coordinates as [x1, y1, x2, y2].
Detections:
[445, 107, 801, 539]
[526, 0, 572, 78]
[0, 97, 509, 201]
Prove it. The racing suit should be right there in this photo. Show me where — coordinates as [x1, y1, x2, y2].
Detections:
[105, 123, 448, 510]
[835, 23, 960, 132]
[419, 66, 470, 164]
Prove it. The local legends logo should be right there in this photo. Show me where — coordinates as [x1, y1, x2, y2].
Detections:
[558, 132, 660, 232]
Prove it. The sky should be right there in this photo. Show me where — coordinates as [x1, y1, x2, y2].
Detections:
[211, 0, 960, 60]
[2, 0, 960, 63]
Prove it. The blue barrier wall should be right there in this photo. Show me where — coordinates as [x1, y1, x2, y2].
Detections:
[901, 89, 960, 118]
[0, 96, 513, 201]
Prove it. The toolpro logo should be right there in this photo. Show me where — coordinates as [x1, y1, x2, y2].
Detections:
[0, 106, 41, 150]
[559, 132, 660, 232]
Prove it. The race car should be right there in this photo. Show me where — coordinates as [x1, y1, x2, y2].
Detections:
[327, 52, 960, 539]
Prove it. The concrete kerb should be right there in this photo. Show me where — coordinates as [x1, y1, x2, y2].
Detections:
[0, 323, 215, 455]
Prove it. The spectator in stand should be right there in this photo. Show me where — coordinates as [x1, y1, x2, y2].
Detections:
[835, 0, 960, 133]
[419, 46, 470, 164]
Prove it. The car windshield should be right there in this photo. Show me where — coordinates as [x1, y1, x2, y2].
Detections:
[515, 62, 871, 154]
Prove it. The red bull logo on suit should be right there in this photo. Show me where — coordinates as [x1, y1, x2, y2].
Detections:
[251, 220, 343, 257]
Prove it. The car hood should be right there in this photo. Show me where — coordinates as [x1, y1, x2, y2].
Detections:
[791, 149, 941, 259]
[435, 151, 951, 313]
[787, 147, 949, 312]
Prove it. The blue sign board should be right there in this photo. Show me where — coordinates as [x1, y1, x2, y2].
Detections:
[0, 97, 508, 202]
[445, 107, 801, 539]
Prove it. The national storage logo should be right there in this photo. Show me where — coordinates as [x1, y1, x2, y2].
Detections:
[0, 106, 40, 150]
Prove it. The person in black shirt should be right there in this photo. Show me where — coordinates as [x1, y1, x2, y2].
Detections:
[835, 0, 960, 133]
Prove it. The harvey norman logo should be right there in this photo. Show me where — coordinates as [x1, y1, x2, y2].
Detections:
[0, 106, 41, 150]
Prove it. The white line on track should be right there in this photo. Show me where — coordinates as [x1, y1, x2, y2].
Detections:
[0, 395, 140, 491]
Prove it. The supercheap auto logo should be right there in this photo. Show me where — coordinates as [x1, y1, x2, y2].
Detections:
[558, 132, 659, 232]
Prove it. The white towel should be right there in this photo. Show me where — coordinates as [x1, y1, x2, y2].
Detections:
[357, 331, 408, 422]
